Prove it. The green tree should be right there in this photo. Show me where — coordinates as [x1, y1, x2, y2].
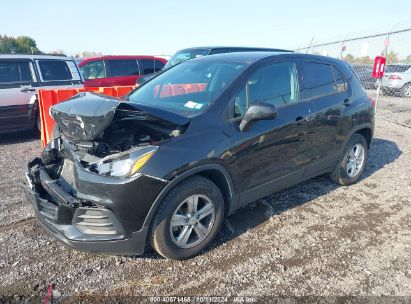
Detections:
[400, 55, 411, 63]
[75, 51, 103, 58]
[0, 34, 42, 54]
[50, 49, 66, 56]
[343, 53, 355, 62]
[0, 35, 17, 53]
[353, 56, 373, 65]
[382, 50, 399, 64]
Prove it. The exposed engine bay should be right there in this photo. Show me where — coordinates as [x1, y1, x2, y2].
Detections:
[68, 109, 183, 158]
[42, 92, 189, 177]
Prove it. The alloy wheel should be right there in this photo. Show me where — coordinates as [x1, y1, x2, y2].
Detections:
[170, 194, 216, 249]
[346, 143, 365, 178]
[403, 84, 411, 97]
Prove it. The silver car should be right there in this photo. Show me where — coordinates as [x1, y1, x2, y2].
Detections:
[380, 64, 411, 97]
[0, 54, 83, 134]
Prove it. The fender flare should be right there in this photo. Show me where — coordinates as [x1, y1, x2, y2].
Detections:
[341, 122, 374, 150]
[141, 163, 236, 229]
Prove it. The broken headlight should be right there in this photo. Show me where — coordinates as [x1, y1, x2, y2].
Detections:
[95, 146, 157, 178]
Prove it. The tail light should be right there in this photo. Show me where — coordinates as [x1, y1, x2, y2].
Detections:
[368, 96, 376, 109]
[389, 75, 402, 80]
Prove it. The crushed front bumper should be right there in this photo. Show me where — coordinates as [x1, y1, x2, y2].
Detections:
[22, 158, 167, 255]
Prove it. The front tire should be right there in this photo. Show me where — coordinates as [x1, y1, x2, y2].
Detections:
[149, 175, 224, 260]
[330, 134, 368, 186]
[34, 111, 41, 137]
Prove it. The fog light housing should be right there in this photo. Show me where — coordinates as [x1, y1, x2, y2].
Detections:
[72, 208, 124, 236]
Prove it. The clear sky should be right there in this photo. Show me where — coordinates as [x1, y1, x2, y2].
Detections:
[1, 0, 411, 56]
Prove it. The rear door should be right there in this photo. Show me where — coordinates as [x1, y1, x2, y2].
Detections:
[302, 60, 349, 175]
[0, 59, 38, 132]
[105, 59, 140, 86]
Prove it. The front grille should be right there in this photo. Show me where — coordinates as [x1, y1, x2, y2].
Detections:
[38, 167, 79, 208]
[72, 208, 124, 236]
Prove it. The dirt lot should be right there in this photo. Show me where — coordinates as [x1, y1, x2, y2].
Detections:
[0, 117, 410, 301]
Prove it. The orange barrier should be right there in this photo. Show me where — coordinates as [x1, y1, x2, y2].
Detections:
[38, 86, 135, 147]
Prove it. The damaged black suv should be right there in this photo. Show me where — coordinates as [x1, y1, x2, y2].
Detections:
[23, 52, 374, 260]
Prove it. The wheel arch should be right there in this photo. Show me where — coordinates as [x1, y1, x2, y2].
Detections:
[355, 127, 373, 149]
[142, 164, 236, 229]
[342, 123, 374, 150]
[401, 81, 411, 96]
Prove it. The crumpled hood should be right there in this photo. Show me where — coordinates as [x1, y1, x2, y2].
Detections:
[50, 92, 190, 142]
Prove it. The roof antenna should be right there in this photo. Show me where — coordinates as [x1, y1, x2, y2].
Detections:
[306, 36, 315, 54]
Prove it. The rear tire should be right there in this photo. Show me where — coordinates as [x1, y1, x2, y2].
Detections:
[330, 134, 368, 186]
[149, 175, 224, 260]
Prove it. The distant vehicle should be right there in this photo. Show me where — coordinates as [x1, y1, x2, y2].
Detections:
[0, 54, 82, 134]
[25, 52, 374, 260]
[351, 64, 374, 89]
[136, 46, 293, 85]
[379, 64, 411, 97]
[79, 56, 167, 88]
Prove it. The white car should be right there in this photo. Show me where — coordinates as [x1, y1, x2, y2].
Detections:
[0, 54, 83, 134]
[379, 64, 411, 97]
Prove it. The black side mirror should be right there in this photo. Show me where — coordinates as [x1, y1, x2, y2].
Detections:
[239, 101, 277, 132]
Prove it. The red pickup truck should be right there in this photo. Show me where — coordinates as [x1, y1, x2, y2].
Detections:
[79, 55, 167, 87]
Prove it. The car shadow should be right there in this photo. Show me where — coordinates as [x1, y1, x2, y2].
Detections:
[0, 131, 39, 145]
[206, 137, 401, 256]
[139, 138, 401, 260]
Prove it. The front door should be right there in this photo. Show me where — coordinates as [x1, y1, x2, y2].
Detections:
[231, 59, 311, 203]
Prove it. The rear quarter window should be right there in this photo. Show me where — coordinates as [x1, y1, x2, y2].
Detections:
[332, 66, 348, 93]
[38, 60, 72, 81]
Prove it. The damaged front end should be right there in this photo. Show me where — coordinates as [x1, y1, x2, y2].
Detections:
[23, 92, 187, 254]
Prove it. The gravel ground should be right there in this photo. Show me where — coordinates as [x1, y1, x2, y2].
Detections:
[0, 118, 410, 301]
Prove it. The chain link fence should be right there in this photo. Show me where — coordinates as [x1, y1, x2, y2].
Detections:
[295, 24, 411, 127]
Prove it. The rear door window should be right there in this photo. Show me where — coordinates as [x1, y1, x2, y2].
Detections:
[139, 59, 164, 74]
[303, 62, 337, 99]
[107, 59, 139, 77]
[38, 60, 72, 81]
[0, 61, 34, 83]
[83, 60, 106, 79]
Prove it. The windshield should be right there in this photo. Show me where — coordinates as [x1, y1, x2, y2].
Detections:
[128, 60, 246, 116]
[385, 65, 411, 73]
[163, 48, 210, 69]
